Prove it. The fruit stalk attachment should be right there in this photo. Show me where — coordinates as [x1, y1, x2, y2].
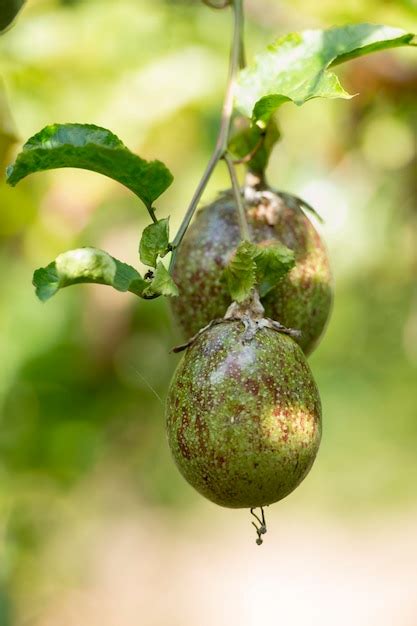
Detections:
[172, 289, 300, 353]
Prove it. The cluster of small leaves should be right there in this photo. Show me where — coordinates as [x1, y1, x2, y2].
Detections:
[7, 123, 178, 302]
[225, 240, 295, 303]
[138, 217, 178, 297]
[142, 261, 178, 298]
[6, 22, 417, 306]
[32, 247, 179, 302]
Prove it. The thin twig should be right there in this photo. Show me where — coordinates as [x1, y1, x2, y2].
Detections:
[170, 0, 244, 268]
[224, 152, 250, 241]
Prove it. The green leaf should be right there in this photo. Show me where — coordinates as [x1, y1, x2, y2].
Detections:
[6, 124, 173, 208]
[225, 241, 257, 303]
[224, 240, 295, 302]
[228, 117, 280, 174]
[139, 218, 170, 268]
[0, 0, 25, 32]
[236, 25, 417, 125]
[33, 247, 147, 302]
[253, 242, 295, 297]
[143, 261, 179, 298]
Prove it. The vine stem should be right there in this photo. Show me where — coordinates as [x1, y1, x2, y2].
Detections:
[170, 0, 244, 266]
[224, 152, 250, 241]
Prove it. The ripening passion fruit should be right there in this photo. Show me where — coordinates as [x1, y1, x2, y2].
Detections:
[166, 318, 322, 509]
[171, 187, 333, 356]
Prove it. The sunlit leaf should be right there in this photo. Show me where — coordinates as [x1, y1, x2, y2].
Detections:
[33, 247, 147, 302]
[0, 0, 25, 32]
[236, 25, 417, 125]
[7, 124, 173, 208]
[139, 218, 170, 268]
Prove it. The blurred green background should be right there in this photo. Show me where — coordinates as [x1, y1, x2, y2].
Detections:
[0, 1, 416, 625]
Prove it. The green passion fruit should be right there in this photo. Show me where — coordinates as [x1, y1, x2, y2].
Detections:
[166, 319, 322, 509]
[171, 189, 333, 356]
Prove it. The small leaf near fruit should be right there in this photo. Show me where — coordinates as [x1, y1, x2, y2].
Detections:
[33, 247, 147, 302]
[253, 241, 295, 297]
[236, 25, 416, 125]
[225, 241, 257, 303]
[6, 123, 173, 209]
[225, 240, 295, 303]
[139, 218, 170, 268]
[142, 261, 179, 298]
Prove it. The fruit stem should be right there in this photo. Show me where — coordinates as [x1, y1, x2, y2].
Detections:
[170, 0, 245, 268]
[224, 152, 251, 241]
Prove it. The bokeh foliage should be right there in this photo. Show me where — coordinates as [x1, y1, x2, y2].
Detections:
[0, 0, 416, 622]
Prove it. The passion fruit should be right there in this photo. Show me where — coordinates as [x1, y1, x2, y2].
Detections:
[166, 319, 322, 509]
[171, 188, 332, 355]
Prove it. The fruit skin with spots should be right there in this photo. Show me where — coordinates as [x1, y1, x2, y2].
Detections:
[166, 320, 322, 509]
[171, 189, 332, 356]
